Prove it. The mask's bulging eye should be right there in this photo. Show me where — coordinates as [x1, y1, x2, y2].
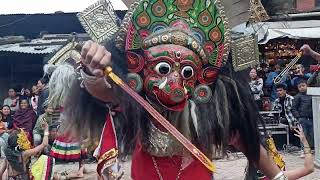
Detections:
[155, 62, 171, 75]
[181, 66, 194, 79]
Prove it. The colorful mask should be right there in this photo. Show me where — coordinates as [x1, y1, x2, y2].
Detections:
[76, 0, 269, 111]
[117, 0, 231, 111]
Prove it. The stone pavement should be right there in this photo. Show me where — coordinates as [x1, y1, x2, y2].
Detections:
[52, 152, 319, 180]
[1, 152, 319, 179]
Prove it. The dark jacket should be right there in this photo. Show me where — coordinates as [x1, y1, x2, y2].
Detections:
[37, 86, 49, 115]
[292, 92, 313, 118]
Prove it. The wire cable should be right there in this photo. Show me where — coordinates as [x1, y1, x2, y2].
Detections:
[0, 14, 32, 29]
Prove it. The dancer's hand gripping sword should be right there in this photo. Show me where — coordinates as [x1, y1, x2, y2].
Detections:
[75, 43, 216, 172]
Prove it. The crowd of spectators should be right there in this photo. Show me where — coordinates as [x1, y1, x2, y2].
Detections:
[248, 45, 319, 156]
[0, 76, 50, 158]
[0, 74, 96, 167]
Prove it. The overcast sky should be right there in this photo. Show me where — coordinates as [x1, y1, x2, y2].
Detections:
[0, 0, 128, 14]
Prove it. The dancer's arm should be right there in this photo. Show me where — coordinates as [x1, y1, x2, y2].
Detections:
[23, 122, 49, 159]
[307, 70, 319, 86]
[230, 132, 282, 179]
[284, 125, 314, 180]
[255, 145, 283, 178]
[80, 41, 114, 102]
[300, 44, 320, 62]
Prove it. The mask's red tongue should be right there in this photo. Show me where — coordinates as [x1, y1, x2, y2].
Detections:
[153, 84, 187, 111]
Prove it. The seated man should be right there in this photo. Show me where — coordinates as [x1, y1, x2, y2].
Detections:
[273, 83, 299, 147]
[3, 88, 19, 113]
[33, 105, 55, 146]
[273, 83, 297, 127]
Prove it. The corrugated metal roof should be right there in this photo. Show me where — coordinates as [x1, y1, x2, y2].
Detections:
[0, 43, 62, 54]
[0, 33, 91, 54]
[0, 36, 71, 54]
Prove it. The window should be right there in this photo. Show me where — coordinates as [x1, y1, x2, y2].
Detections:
[263, 0, 296, 15]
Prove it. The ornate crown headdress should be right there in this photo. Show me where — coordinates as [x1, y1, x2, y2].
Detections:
[115, 0, 231, 85]
[77, 0, 270, 73]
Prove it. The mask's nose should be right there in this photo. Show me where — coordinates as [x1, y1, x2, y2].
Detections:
[167, 71, 181, 84]
[157, 71, 186, 104]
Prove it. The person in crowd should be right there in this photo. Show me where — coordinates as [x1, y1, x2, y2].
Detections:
[273, 83, 299, 146]
[249, 68, 264, 110]
[30, 85, 39, 113]
[290, 64, 312, 94]
[1, 105, 13, 130]
[37, 64, 58, 115]
[0, 112, 9, 158]
[37, 77, 50, 115]
[3, 88, 19, 113]
[12, 99, 37, 142]
[256, 63, 269, 82]
[265, 64, 290, 102]
[273, 83, 297, 127]
[24, 89, 31, 98]
[33, 105, 54, 146]
[292, 80, 314, 152]
[300, 44, 320, 87]
[0, 122, 49, 179]
[0, 121, 87, 180]
[19, 88, 31, 101]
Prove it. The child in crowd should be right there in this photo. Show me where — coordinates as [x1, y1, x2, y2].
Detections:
[292, 80, 314, 150]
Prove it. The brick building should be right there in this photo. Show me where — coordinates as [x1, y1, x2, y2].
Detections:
[262, 0, 320, 15]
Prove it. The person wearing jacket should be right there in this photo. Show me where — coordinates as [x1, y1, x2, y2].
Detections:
[265, 64, 291, 102]
[273, 84, 297, 127]
[292, 80, 314, 149]
[249, 68, 264, 110]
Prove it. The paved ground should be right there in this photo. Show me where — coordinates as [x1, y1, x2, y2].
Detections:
[1, 152, 318, 179]
[51, 152, 319, 180]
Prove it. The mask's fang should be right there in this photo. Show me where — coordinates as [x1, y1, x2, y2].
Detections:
[159, 77, 167, 89]
[184, 86, 188, 94]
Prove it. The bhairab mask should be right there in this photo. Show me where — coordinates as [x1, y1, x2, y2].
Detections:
[117, 0, 231, 111]
[77, 0, 268, 111]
